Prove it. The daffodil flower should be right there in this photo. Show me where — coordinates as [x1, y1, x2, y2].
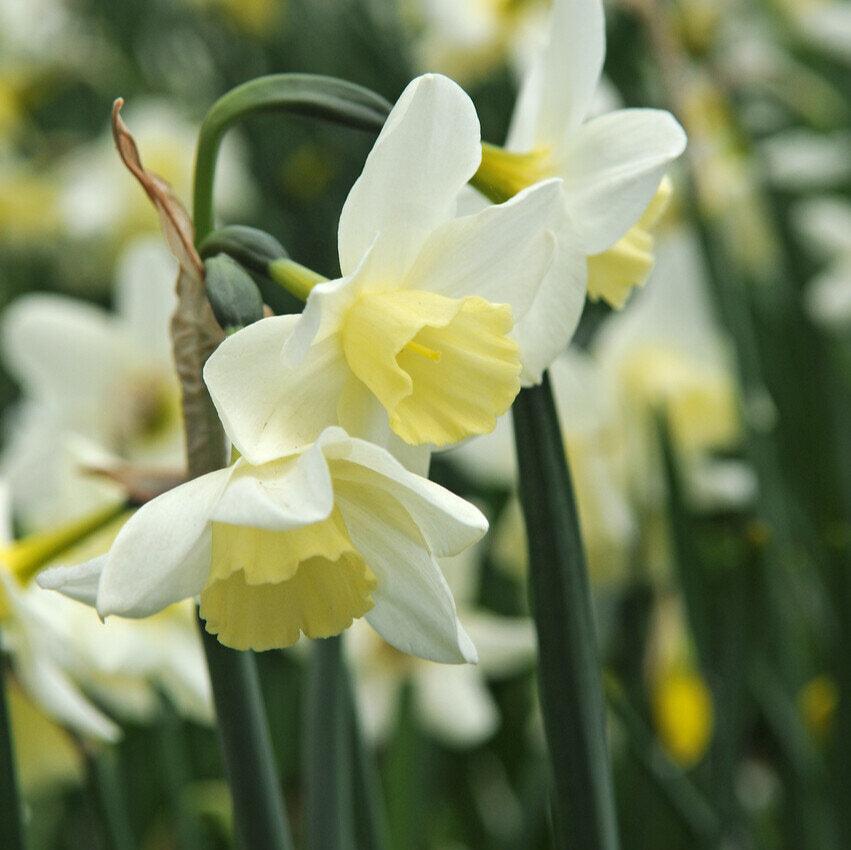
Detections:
[473, 0, 686, 315]
[204, 73, 572, 463]
[40, 428, 487, 661]
[0, 236, 184, 531]
[0, 487, 212, 737]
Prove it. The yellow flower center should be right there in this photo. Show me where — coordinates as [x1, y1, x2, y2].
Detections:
[653, 669, 713, 767]
[341, 289, 521, 447]
[471, 143, 554, 204]
[800, 675, 838, 739]
[200, 507, 377, 651]
[587, 178, 673, 310]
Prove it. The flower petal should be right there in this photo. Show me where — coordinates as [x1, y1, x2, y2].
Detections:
[323, 431, 487, 557]
[507, 0, 606, 151]
[210, 442, 335, 531]
[1, 295, 135, 423]
[415, 661, 498, 747]
[405, 179, 562, 323]
[204, 314, 348, 465]
[95, 468, 232, 619]
[515, 215, 587, 385]
[335, 480, 477, 664]
[338, 74, 482, 278]
[37, 556, 105, 607]
[561, 108, 687, 254]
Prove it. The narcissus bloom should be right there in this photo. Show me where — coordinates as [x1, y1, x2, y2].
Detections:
[473, 0, 686, 311]
[205, 73, 572, 462]
[40, 428, 486, 662]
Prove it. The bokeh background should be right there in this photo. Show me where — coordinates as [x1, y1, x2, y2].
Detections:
[1, 0, 850, 848]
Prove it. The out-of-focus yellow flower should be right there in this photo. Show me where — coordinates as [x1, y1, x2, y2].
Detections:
[195, 0, 283, 33]
[0, 163, 60, 242]
[652, 668, 713, 768]
[621, 345, 740, 456]
[799, 675, 838, 739]
[7, 679, 83, 794]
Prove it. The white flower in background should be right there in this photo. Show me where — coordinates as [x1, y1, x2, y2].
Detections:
[40, 427, 487, 662]
[792, 197, 851, 331]
[593, 226, 751, 511]
[760, 129, 851, 192]
[409, 0, 547, 85]
[449, 350, 635, 585]
[791, 1, 851, 64]
[1, 236, 184, 531]
[348, 544, 536, 748]
[205, 73, 572, 464]
[58, 99, 252, 244]
[473, 0, 686, 317]
[0, 485, 213, 741]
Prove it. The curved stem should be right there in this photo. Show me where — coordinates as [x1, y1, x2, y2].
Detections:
[192, 74, 391, 243]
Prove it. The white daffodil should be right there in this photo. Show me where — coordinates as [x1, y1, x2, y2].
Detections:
[792, 197, 851, 331]
[57, 99, 252, 245]
[347, 544, 536, 748]
[205, 73, 572, 464]
[1, 236, 184, 531]
[0, 485, 213, 740]
[40, 427, 487, 662]
[449, 349, 634, 584]
[593, 226, 753, 512]
[473, 0, 686, 312]
[0, 485, 121, 743]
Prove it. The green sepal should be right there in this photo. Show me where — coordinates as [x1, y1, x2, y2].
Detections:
[204, 254, 265, 332]
[199, 225, 289, 277]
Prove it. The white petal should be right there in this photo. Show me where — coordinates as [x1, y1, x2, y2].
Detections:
[561, 108, 687, 254]
[37, 556, 106, 607]
[338, 74, 482, 277]
[204, 314, 348, 465]
[507, 0, 606, 151]
[404, 179, 562, 323]
[13, 650, 121, 742]
[325, 433, 487, 558]
[1, 295, 135, 421]
[210, 443, 335, 531]
[337, 487, 477, 664]
[461, 611, 537, 677]
[515, 215, 587, 384]
[96, 469, 231, 619]
[114, 236, 178, 366]
[415, 662, 498, 746]
[336, 377, 433, 476]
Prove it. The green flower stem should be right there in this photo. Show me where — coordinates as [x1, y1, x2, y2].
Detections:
[193, 74, 391, 244]
[86, 746, 135, 850]
[512, 375, 620, 850]
[198, 619, 293, 850]
[268, 258, 328, 302]
[0, 653, 25, 850]
[304, 636, 355, 850]
[343, 661, 390, 850]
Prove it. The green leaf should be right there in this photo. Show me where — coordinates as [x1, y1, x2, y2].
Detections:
[0, 652, 25, 850]
[304, 636, 355, 850]
[512, 375, 620, 850]
[197, 618, 293, 850]
[193, 74, 391, 242]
